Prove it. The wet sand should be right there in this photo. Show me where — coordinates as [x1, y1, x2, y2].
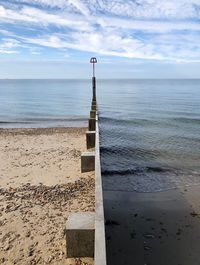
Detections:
[104, 185, 200, 265]
[0, 127, 95, 265]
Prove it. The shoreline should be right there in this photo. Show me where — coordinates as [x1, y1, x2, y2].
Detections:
[0, 127, 95, 265]
[0, 119, 88, 129]
[104, 183, 200, 265]
[0, 127, 87, 136]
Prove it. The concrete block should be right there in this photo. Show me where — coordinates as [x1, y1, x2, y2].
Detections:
[86, 131, 96, 149]
[91, 103, 97, 108]
[92, 99, 97, 105]
[90, 110, 96, 119]
[66, 212, 95, 258]
[81, 152, 95, 172]
[88, 118, 96, 131]
[91, 104, 97, 111]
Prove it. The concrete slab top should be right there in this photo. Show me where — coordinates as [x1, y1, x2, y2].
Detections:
[81, 151, 95, 157]
[66, 212, 95, 230]
[86, 131, 96, 134]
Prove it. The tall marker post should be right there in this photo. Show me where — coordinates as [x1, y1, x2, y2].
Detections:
[90, 57, 97, 103]
[86, 57, 98, 149]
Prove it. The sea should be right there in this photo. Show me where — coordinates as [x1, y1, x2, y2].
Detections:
[0, 79, 90, 128]
[99, 79, 200, 192]
[1, 79, 199, 191]
[1, 79, 200, 264]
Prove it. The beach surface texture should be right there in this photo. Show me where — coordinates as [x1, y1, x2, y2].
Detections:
[0, 127, 94, 265]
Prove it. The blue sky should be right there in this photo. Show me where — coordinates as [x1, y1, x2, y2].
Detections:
[0, 0, 200, 79]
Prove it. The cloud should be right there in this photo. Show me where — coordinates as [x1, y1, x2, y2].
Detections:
[0, 38, 21, 54]
[1, 1, 200, 61]
[68, 0, 91, 16]
[11, 0, 200, 19]
[1, 4, 200, 34]
[0, 49, 19, 54]
[96, 0, 200, 19]
[0, 5, 91, 31]
[17, 31, 164, 60]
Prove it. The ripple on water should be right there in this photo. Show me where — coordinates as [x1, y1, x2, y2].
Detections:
[102, 170, 200, 193]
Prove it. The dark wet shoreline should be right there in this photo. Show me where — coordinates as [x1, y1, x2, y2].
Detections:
[0, 119, 87, 129]
[103, 187, 200, 265]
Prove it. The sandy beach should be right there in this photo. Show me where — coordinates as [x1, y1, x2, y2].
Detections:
[0, 127, 95, 265]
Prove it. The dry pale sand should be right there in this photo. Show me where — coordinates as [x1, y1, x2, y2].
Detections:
[0, 127, 95, 265]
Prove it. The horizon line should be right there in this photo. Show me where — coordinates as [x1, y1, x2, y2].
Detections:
[1, 78, 200, 80]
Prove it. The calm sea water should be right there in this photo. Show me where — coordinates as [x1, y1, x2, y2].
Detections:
[0, 79, 200, 191]
[99, 79, 200, 192]
[0, 79, 91, 128]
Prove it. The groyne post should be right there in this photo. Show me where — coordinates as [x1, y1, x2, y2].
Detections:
[66, 212, 95, 257]
[86, 131, 96, 149]
[81, 152, 95, 172]
[90, 110, 96, 119]
[88, 118, 96, 131]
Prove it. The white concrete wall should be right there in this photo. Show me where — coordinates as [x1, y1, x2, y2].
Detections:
[95, 114, 107, 265]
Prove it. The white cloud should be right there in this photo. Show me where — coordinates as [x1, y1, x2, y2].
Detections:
[6, 0, 200, 19]
[1, 1, 200, 61]
[31, 51, 41, 54]
[67, 0, 91, 16]
[0, 5, 92, 30]
[0, 38, 20, 53]
[0, 49, 19, 54]
[97, 17, 200, 32]
[95, 0, 200, 19]
[1, 4, 200, 35]
[19, 32, 164, 60]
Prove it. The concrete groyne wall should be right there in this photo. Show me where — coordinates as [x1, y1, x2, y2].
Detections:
[94, 114, 107, 265]
[66, 77, 107, 265]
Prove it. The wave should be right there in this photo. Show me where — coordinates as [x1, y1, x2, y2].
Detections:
[102, 166, 170, 176]
[99, 116, 153, 126]
[100, 116, 200, 128]
[171, 117, 200, 125]
[0, 116, 87, 123]
[100, 145, 163, 158]
[0, 121, 29, 124]
[0, 117, 87, 128]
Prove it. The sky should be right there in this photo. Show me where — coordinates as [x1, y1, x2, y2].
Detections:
[0, 0, 200, 79]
